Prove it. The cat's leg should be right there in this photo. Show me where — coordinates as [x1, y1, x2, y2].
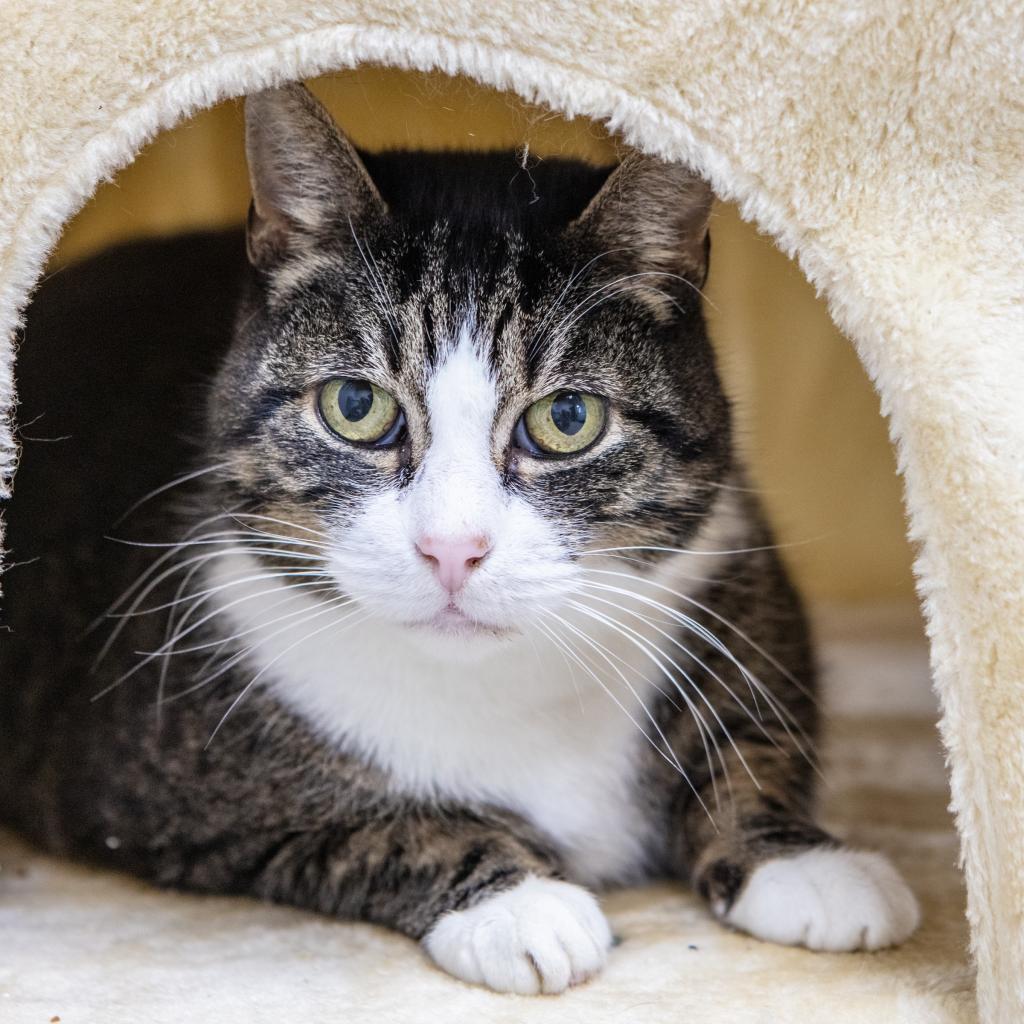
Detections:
[244, 805, 612, 994]
[655, 543, 920, 951]
[674, 743, 921, 952]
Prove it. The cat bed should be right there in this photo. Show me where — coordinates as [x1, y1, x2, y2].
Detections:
[0, 609, 974, 1023]
[0, 2, 1021, 1020]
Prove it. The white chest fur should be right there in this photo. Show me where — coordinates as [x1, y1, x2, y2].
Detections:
[202, 475, 742, 886]
[206, 551, 664, 885]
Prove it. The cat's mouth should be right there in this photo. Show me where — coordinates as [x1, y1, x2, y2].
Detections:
[418, 604, 515, 640]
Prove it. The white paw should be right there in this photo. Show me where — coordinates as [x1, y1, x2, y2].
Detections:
[423, 875, 612, 994]
[723, 848, 920, 951]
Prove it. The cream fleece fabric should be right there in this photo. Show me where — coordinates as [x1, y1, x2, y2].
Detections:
[0, 2, 1021, 1020]
[0, 609, 975, 1023]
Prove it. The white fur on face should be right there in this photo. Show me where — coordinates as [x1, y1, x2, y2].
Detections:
[325, 327, 574, 654]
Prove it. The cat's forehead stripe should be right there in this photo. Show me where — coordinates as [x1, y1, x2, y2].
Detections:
[388, 286, 528, 400]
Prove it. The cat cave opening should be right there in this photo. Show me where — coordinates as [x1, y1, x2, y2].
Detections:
[8, 64, 937, 815]
[0, 66, 965, 1014]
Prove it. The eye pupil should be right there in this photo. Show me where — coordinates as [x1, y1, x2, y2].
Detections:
[550, 391, 587, 436]
[319, 378, 401, 445]
[521, 389, 605, 456]
[339, 380, 373, 422]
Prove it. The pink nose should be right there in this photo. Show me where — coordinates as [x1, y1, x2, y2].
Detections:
[416, 534, 491, 594]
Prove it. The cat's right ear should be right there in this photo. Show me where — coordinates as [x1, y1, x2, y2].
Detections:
[244, 83, 386, 269]
[568, 150, 713, 289]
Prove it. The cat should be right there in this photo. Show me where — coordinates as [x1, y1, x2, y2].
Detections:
[0, 82, 919, 995]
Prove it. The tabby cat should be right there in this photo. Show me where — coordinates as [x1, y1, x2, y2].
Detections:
[0, 83, 919, 994]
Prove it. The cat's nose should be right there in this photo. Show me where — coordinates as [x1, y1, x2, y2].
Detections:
[416, 534, 492, 594]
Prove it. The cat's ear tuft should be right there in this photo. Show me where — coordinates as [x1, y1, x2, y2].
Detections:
[570, 151, 713, 288]
[244, 83, 386, 268]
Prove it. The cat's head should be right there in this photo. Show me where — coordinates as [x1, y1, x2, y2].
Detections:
[207, 83, 731, 657]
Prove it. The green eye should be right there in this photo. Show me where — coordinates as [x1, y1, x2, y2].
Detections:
[318, 378, 401, 444]
[521, 391, 607, 455]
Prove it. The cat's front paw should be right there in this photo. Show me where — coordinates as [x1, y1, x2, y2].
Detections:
[721, 847, 920, 951]
[423, 875, 612, 994]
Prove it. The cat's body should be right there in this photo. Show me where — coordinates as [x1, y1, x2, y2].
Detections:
[0, 85, 918, 994]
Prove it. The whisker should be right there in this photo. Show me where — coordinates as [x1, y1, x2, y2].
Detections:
[92, 544, 328, 668]
[204, 605, 369, 747]
[566, 597, 734, 803]
[549, 284, 658, 342]
[527, 247, 630, 358]
[537, 616, 714, 825]
[165, 598, 362, 708]
[110, 532, 329, 554]
[92, 564, 333, 699]
[163, 592, 354, 700]
[580, 577, 794, 725]
[113, 462, 231, 527]
[156, 556, 215, 719]
[347, 215, 403, 355]
[526, 615, 585, 715]
[576, 573, 819, 769]
[583, 542, 793, 559]
[222, 512, 332, 543]
[87, 508, 249, 632]
[569, 594, 763, 793]
[543, 613, 696, 783]
[542, 267, 717, 355]
[111, 565, 329, 619]
[535, 618, 679, 771]
[576, 583, 767, 723]
[582, 566, 816, 703]
[92, 548, 235, 669]
[137, 580, 342, 654]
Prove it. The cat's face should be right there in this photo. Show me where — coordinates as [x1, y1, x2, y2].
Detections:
[208, 85, 731, 656]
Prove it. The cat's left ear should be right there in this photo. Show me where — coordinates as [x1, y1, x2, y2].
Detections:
[569, 151, 713, 288]
[244, 83, 386, 268]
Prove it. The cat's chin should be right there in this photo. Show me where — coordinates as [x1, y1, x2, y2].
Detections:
[402, 608, 518, 661]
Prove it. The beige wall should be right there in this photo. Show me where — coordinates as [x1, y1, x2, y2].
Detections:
[52, 68, 915, 604]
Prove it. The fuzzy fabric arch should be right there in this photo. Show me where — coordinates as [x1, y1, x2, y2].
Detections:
[1, 2, 1022, 1021]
